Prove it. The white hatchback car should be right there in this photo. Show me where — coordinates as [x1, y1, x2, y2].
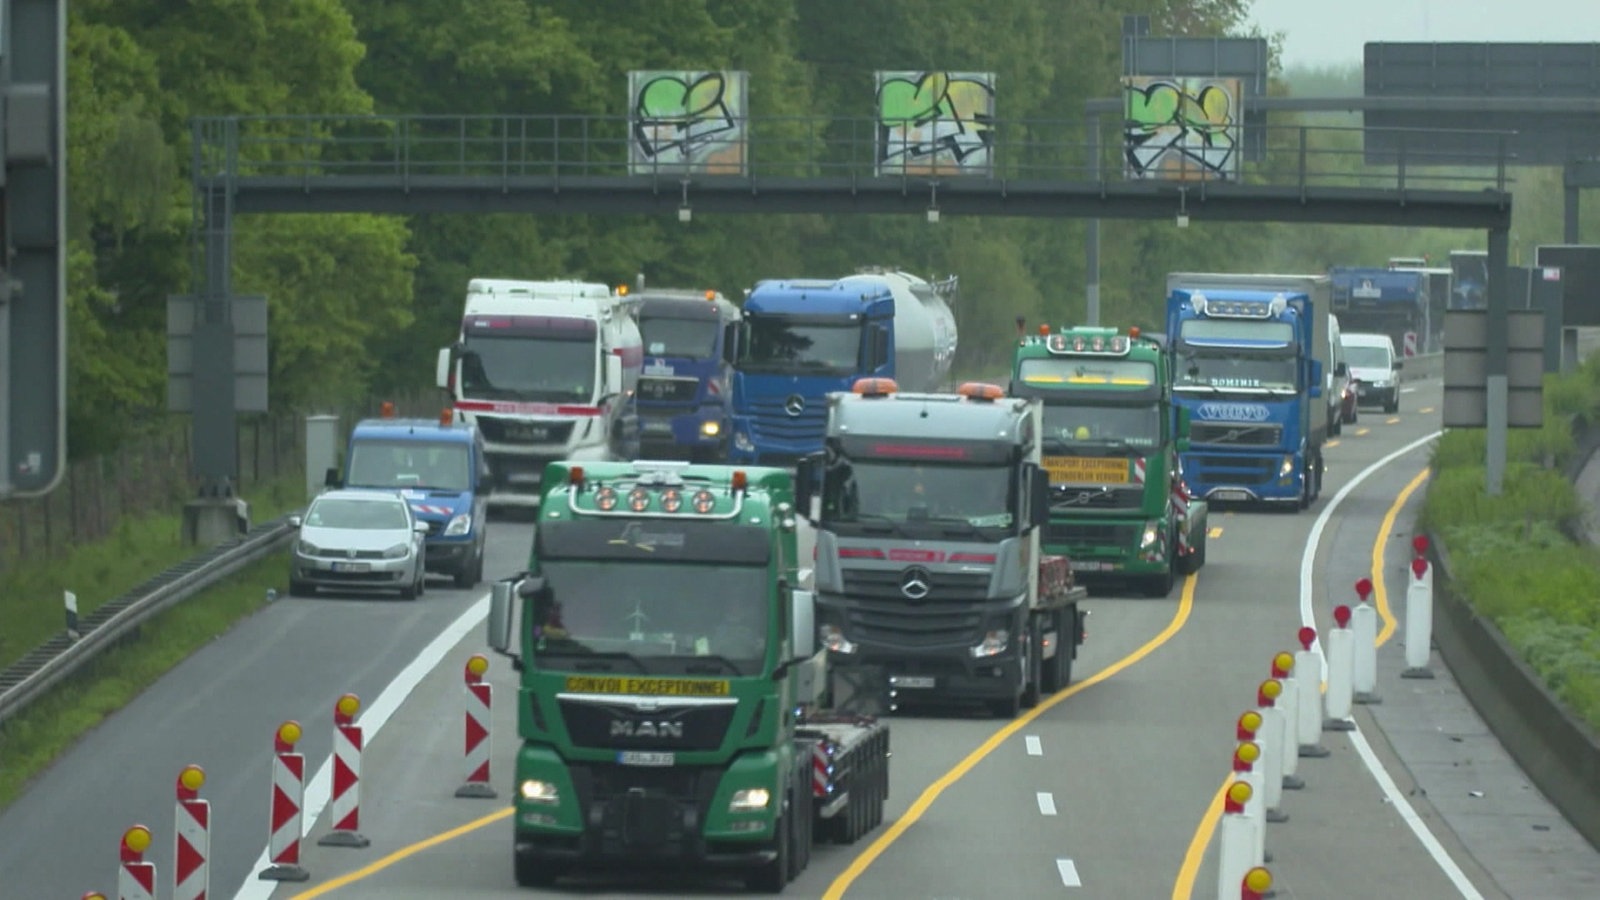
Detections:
[288, 490, 429, 599]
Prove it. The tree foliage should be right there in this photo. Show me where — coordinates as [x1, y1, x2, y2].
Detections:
[65, 0, 1584, 458]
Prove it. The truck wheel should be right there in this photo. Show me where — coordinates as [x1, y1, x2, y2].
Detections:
[747, 795, 791, 892]
[513, 849, 562, 888]
[1022, 623, 1042, 708]
[1179, 540, 1206, 575]
[1039, 610, 1065, 694]
[1143, 549, 1176, 597]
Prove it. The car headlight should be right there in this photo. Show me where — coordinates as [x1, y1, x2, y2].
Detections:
[1139, 521, 1160, 549]
[734, 431, 754, 451]
[729, 787, 771, 812]
[701, 420, 722, 437]
[971, 629, 1009, 658]
[519, 779, 560, 805]
[820, 624, 856, 654]
[383, 543, 410, 559]
[297, 540, 320, 556]
[444, 514, 470, 536]
[1278, 455, 1295, 478]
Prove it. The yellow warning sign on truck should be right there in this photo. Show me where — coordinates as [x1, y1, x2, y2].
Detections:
[1043, 456, 1129, 485]
[563, 676, 731, 697]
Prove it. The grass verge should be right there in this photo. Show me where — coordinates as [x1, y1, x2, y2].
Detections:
[0, 473, 307, 672]
[1420, 358, 1600, 732]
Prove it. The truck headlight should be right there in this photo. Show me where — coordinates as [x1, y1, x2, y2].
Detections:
[701, 420, 722, 437]
[729, 787, 771, 812]
[734, 431, 754, 451]
[444, 513, 471, 536]
[1139, 522, 1160, 549]
[519, 779, 560, 805]
[1278, 455, 1295, 478]
[820, 624, 857, 654]
[971, 629, 1009, 658]
[383, 543, 409, 559]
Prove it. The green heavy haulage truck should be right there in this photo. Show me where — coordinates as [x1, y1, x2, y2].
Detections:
[484, 460, 890, 892]
[1009, 326, 1207, 597]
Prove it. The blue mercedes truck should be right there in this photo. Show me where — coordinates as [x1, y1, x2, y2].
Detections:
[327, 410, 490, 587]
[633, 288, 743, 462]
[1164, 273, 1331, 511]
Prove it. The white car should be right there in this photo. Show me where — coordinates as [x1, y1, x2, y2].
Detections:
[1341, 332, 1403, 414]
[288, 490, 429, 599]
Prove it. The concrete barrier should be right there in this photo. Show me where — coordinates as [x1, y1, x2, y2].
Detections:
[1398, 351, 1441, 383]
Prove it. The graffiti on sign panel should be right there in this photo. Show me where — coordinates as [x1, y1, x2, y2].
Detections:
[1122, 76, 1240, 181]
[628, 70, 748, 175]
[875, 71, 995, 177]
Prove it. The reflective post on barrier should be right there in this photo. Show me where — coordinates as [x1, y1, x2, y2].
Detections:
[1294, 627, 1330, 756]
[1351, 577, 1382, 705]
[1257, 679, 1288, 823]
[1402, 535, 1436, 680]
[1233, 741, 1266, 867]
[1324, 605, 1356, 732]
[1270, 652, 1303, 790]
[1241, 865, 1275, 900]
[1215, 781, 1255, 900]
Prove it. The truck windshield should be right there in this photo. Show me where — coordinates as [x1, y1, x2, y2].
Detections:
[1175, 352, 1297, 393]
[346, 440, 473, 492]
[459, 333, 596, 402]
[1040, 404, 1160, 452]
[823, 459, 1014, 533]
[740, 316, 862, 374]
[531, 562, 771, 675]
[640, 316, 719, 359]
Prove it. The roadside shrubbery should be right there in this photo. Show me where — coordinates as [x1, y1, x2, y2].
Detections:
[1420, 358, 1600, 731]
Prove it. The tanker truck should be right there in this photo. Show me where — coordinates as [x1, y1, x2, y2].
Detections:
[728, 268, 958, 467]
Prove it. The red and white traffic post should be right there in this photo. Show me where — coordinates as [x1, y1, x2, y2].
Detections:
[320, 693, 372, 847]
[1256, 679, 1288, 823]
[173, 764, 210, 900]
[1351, 577, 1382, 704]
[1323, 605, 1356, 732]
[118, 824, 156, 900]
[258, 720, 310, 882]
[1241, 865, 1274, 900]
[1402, 535, 1436, 679]
[1214, 780, 1255, 900]
[1294, 626, 1330, 757]
[457, 654, 497, 798]
[1269, 653, 1304, 790]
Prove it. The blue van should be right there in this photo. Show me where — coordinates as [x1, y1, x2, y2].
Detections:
[634, 289, 742, 462]
[326, 413, 490, 588]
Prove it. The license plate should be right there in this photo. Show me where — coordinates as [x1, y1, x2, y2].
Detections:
[891, 676, 935, 689]
[1043, 456, 1129, 485]
[1069, 560, 1108, 572]
[332, 561, 370, 573]
[505, 425, 551, 442]
[1211, 490, 1252, 502]
[618, 751, 675, 767]
[641, 420, 673, 434]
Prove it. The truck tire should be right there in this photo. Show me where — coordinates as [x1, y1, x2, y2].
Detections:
[452, 545, 482, 589]
[1039, 610, 1066, 694]
[1178, 540, 1206, 575]
[1143, 546, 1176, 597]
[792, 772, 813, 878]
[748, 794, 791, 892]
[1021, 622, 1042, 709]
[513, 849, 562, 888]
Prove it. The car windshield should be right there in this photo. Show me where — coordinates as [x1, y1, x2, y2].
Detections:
[305, 498, 410, 530]
[346, 441, 472, 492]
[822, 459, 1014, 533]
[641, 316, 719, 359]
[739, 316, 862, 374]
[1175, 352, 1297, 392]
[531, 562, 770, 675]
[1040, 403, 1161, 453]
[460, 333, 595, 402]
[1343, 345, 1393, 369]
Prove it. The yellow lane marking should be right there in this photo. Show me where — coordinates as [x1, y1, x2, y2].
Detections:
[1208, 527, 1223, 539]
[290, 807, 514, 898]
[1169, 466, 1428, 898]
[1419, 407, 1435, 414]
[1386, 417, 1402, 425]
[1356, 428, 1371, 436]
[825, 574, 1200, 899]
[1327, 439, 1341, 448]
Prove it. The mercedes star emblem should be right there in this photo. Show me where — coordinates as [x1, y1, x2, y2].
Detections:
[784, 394, 806, 417]
[899, 566, 932, 601]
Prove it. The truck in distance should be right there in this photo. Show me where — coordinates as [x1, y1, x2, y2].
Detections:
[633, 286, 743, 462]
[484, 460, 890, 892]
[798, 378, 1087, 719]
[1328, 266, 1430, 362]
[436, 279, 644, 509]
[1008, 325, 1207, 597]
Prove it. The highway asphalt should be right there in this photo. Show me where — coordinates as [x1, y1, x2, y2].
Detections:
[4, 377, 1598, 898]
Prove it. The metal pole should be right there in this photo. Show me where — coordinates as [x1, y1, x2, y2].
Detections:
[1086, 111, 1101, 327]
[1485, 227, 1510, 497]
[1, 277, 12, 498]
[194, 168, 239, 497]
[1563, 163, 1581, 243]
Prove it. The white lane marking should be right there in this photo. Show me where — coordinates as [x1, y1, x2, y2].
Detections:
[1056, 858, 1082, 887]
[231, 592, 493, 900]
[1300, 429, 1484, 899]
[1036, 792, 1057, 816]
[1025, 734, 1043, 756]
[1402, 386, 1418, 393]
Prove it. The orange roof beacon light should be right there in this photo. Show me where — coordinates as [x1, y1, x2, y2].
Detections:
[1038, 323, 1051, 336]
[1128, 326, 1141, 339]
[439, 407, 453, 426]
[616, 284, 629, 296]
[731, 470, 749, 492]
[957, 381, 1005, 402]
[380, 401, 396, 418]
[852, 377, 899, 397]
[569, 466, 585, 489]
[704, 289, 716, 301]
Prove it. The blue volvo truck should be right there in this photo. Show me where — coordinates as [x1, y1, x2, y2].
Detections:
[633, 287, 743, 462]
[1164, 273, 1330, 511]
[327, 410, 491, 587]
[728, 269, 957, 467]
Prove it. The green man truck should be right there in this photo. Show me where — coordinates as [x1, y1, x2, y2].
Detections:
[484, 460, 890, 892]
[797, 378, 1088, 719]
[1009, 325, 1208, 597]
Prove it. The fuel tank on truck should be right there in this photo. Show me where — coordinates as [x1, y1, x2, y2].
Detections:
[835, 268, 959, 392]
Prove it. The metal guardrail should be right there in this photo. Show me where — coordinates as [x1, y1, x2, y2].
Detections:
[0, 517, 297, 725]
[1400, 351, 1443, 382]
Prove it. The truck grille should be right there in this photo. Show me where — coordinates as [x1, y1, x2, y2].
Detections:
[1050, 485, 1145, 510]
[568, 764, 720, 858]
[638, 377, 699, 404]
[1046, 522, 1140, 548]
[836, 570, 993, 648]
[1190, 422, 1283, 447]
[840, 569, 991, 603]
[1190, 455, 1278, 486]
[749, 398, 827, 444]
[558, 698, 734, 752]
[475, 416, 576, 446]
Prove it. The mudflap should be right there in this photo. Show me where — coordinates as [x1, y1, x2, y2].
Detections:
[827, 664, 890, 717]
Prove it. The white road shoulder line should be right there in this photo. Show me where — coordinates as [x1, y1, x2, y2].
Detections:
[1056, 858, 1082, 887]
[231, 592, 493, 900]
[1299, 429, 1484, 899]
[1025, 734, 1043, 756]
[1036, 791, 1057, 816]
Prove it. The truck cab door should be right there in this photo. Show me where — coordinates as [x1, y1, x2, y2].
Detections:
[1027, 463, 1051, 530]
[868, 324, 891, 374]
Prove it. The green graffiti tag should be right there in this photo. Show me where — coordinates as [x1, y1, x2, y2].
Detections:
[1123, 77, 1238, 181]
[629, 70, 747, 174]
[875, 71, 995, 175]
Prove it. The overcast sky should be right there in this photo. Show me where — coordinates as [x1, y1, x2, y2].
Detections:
[1249, 0, 1600, 70]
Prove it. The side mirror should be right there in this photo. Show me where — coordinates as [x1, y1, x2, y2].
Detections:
[435, 346, 454, 390]
[605, 353, 626, 394]
[790, 588, 815, 659]
[1176, 406, 1191, 440]
[1335, 361, 1348, 377]
[287, 514, 303, 528]
[488, 578, 524, 656]
[413, 521, 430, 535]
[722, 322, 741, 365]
[794, 453, 821, 521]
[1029, 464, 1051, 530]
[1307, 359, 1324, 399]
[324, 467, 341, 488]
